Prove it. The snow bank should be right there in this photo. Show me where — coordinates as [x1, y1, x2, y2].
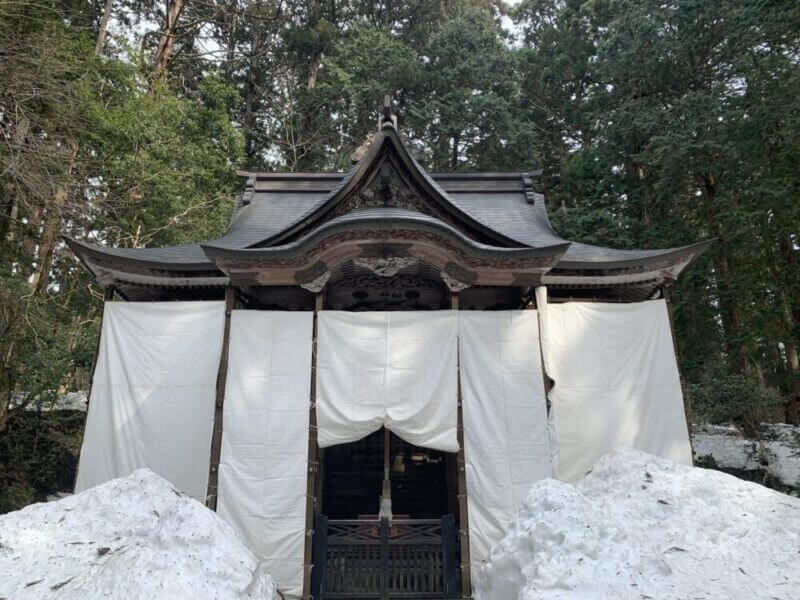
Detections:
[693, 423, 800, 488]
[0, 469, 277, 600]
[475, 447, 800, 600]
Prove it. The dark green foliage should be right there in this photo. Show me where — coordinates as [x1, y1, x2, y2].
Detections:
[688, 366, 785, 435]
[516, 0, 800, 424]
[315, 25, 420, 169]
[0, 411, 86, 513]
[85, 72, 244, 248]
[0, 2, 243, 512]
[408, 7, 536, 171]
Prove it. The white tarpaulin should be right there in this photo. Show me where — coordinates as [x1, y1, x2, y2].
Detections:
[543, 299, 692, 482]
[217, 311, 313, 600]
[316, 311, 458, 452]
[75, 301, 225, 502]
[459, 311, 553, 573]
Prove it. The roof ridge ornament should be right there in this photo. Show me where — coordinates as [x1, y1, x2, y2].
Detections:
[378, 94, 397, 130]
[522, 174, 538, 205]
[350, 131, 377, 164]
[351, 95, 416, 164]
[350, 95, 398, 163]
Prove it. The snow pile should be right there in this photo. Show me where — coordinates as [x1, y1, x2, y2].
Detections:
[10, 390, 88, 411]
[692, 424, 763, 470]
[475, 447, 800, 600]
[693, 423, 800, 488]
[0, 469, 277, 600]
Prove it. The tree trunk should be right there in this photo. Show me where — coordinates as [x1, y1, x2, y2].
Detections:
[223, 0, 238, 82]
[95, 0, 114, 56]
[307, 52, 321, 90]
[290, 0, 323, 170]
[31, 143, 77, 296]
[702, 175, 747, 368]
[1, 194, 19, 247]
[152, 0, 185, 83]
[242, 43, 259, 164]
[2, 115, 30, 246]
[762, 223, 799, 424]
[306, 0, 322, 91]
[781, 303, 799, 424]
[0, 296, 18, 434]
[778, 233, 799, 423]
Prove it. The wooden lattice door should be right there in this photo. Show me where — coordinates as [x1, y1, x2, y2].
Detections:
[310, 515, 458, 599]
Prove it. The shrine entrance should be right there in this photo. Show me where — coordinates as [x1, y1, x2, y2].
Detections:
[311, 429, 461, 599]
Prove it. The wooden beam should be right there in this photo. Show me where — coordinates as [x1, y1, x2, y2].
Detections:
[532, 287, 553, 397]
[451, 293, 472, 598]
[302, 293, 323, 599]
[206, 287, 235, 510]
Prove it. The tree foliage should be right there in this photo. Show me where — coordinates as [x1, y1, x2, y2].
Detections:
[516, 0, 800, 426]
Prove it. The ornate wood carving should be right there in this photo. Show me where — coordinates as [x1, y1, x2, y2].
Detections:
[353, 257, 419, 277]
[350, 131, 377, 163]
[326, 271, 449, 311]
[440, 270, 470, 293]
[318, 157, 492, 246]
[300, 271, 331, 293]
[328, 270, 443, 291]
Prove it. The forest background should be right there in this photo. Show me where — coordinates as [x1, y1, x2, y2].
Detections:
[1, 0, 798, 511]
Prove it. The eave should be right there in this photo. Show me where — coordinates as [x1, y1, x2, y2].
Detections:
[202, 209, 569, 290]
[64, 237, 228, 289]
[544, 240, 713, 287]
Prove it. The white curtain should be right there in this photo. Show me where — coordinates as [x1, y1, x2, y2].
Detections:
[543, 299, 692, 482]
[459, 311, 554, 574]
[316, 311, 459, 452]
[217, 311, 314, 600]
[75, 301, 225, 502]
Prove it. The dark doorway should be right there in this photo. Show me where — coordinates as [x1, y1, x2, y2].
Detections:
[313, 429, 460, 599]
[322, 429, 454, 519]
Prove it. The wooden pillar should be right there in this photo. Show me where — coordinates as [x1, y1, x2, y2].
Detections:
[206, 287, 236, 510]
[532, 286, 558, 483]
[303, 293, 323, 599]
[310, 514, 328, 598]
[441, 513, 458, 599]
[379, 518, 390, 600]
[532, 286, 553, 395]
[451, 293, 472, 599]
[661, 283, 696, 461]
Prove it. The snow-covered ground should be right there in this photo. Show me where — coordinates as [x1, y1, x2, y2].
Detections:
[0, 469, 277, 600]
[693, 423, 800, 488]
[475, 447, 800, 600]
[10, 390, 88, 411]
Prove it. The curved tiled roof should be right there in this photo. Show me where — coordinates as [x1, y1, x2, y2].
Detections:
[202, 207, 569, 262]
[65, 118, 711, 292]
